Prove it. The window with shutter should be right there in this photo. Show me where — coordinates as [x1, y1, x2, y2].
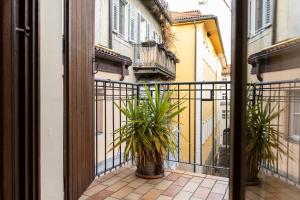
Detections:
[134, 12, 138, 43]
[264, 0, 272, 25]
[129, 5, 137, 42]
[146, 23, 150, 41]
[119, 0, 126, 36]
[112, 0, 119, 33]
[140, 17, 147, 42]
[248, 0, 252, 37]
[290, 91, 300, 141]
[137, 13, 141, 43]
[248, 0, 272, 37]
[149, 26, 154, 40]
[255, 0, 264, 31]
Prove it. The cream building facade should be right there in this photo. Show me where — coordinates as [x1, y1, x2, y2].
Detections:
[94, 0, 177, 82]
[247, 0, 300, 184]
[171, 11, 228, 172]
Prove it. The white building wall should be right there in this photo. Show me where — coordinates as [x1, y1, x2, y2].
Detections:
[248, 0, 300, 82]
[95, 0, 162, 53]
[40, 0, 64, 199]
[95, 0, 110, 46]
[94, 0, 163, 82]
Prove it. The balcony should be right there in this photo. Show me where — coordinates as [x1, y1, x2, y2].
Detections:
[92, 79, 300, 199]
[81, 165, 300, 200]
[133, 41, 178, 81]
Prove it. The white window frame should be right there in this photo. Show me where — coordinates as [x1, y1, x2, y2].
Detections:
[112, 0, 127, 37]
[129, 4, 138, 43]
[112, 0, 120, 33]
[290, 90, 300, 141]
[248, 0, 273, 38]
[118, 0, 126, 36]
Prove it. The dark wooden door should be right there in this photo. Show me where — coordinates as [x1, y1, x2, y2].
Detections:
[1, 0, 39, 199]
[1, 1, 15, 199]
[64, 0, 95, 199]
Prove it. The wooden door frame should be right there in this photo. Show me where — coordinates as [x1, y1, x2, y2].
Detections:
[1, 1, 15, 199]
[1, 0, 40, 199]
[63, 0, 96, 199]
[230, 0, 248, 200]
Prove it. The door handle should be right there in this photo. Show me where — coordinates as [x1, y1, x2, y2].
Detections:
[16, 26, 30, 37]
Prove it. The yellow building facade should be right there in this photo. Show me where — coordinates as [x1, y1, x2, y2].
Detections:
[171, 11, 227, 168]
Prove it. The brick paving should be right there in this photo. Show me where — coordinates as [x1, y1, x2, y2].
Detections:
[80, 165, 300, 200]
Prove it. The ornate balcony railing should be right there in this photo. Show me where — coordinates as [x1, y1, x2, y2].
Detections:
[133, 41, 178, 80]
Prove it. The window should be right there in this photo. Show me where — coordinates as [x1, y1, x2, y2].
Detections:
[248, 0, 272, 36]
[290, 91, 300, 141]
[112, 0, 119, 32]
[139, 19, 152, 42]
[222, 92, 227, 100]
[140, 17, 147, 42]
[119, 0, 126, 35]
[146, 23, 150, 40]
[96, 89, 104, 136]
[112, 0, 127, 36]
[222, 110, 230, 120]
[255, 0, 264, 31]
[129, 5, 138, 42]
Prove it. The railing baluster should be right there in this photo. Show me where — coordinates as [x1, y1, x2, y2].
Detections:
[212, 83, 215, 172]
[119, 83, 122, 166]
[112, 82, 115, 169]
[125, 84, 128, 162]
[276, 83, 281, 174]
[104, 82, 107, 173]
[95, 81, 98, 175]
[200, 83, 203, 167]
[189, 84, 191, 164]
[131, 84, 134, 165]
[177, 84, 180, 162]
[193, 84, 196, 172]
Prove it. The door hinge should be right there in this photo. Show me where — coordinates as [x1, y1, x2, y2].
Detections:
[63, 175, 66, 193]
[62, 36, 65, 53]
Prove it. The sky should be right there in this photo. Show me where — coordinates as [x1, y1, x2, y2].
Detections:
[166, 0, 232, 64]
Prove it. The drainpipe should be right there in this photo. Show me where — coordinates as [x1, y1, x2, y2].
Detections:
[108, 0, 113, 48]
[271, 0, 277, 44]
[194, 21, 197, 82]
[193, 20, 197, 173]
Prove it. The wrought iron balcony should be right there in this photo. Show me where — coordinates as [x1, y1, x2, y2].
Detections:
[133, 41, 178, 80]
[85, 79, 300, 199]
[94, 79, 300, 183]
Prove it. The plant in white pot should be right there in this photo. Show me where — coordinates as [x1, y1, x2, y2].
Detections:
[111, 85, 185, 178]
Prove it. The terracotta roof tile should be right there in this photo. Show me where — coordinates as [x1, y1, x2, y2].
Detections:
[171, 10, 215, 23]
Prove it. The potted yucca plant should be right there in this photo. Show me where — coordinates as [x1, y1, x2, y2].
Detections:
[111, 85, 185, 178]
[246, 96, 286, 185]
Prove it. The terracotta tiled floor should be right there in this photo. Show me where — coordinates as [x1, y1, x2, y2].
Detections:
[245, 173, 300, 200]
[80, 165, 300, 200]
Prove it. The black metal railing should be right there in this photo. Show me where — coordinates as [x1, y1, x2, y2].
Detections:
[95, 79, 231, 177]
[251, 80, 300, 186]
[94, 78, 300, 184]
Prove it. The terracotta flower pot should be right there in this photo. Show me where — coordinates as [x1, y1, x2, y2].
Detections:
[246, 159, 260, 186]
[135, 155, 164, 179]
